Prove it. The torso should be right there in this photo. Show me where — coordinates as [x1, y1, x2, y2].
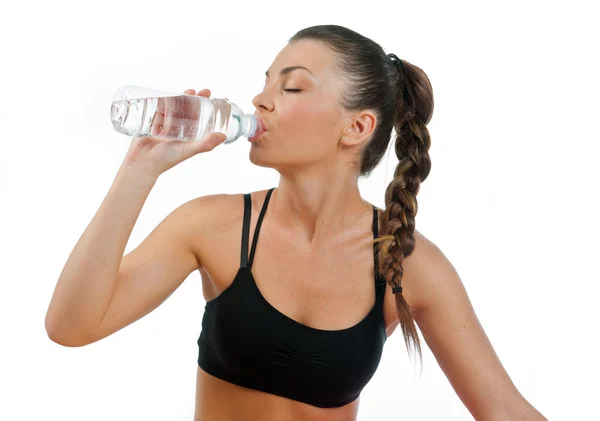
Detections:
[189, 188, 421, 421]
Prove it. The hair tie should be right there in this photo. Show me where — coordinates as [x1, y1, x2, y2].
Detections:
[388, 53, 404, 72]
[392, 285, 403, 294]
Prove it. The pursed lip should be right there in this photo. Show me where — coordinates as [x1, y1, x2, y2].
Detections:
[249, 115, 268, 142]
[249, 130, 266, 143]
[254, 114, 269, 132]
[249, 116, 268, 142]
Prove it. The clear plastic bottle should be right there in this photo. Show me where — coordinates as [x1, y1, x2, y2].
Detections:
[110, 85, 263, 144]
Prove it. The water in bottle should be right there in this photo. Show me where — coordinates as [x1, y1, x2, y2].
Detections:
[110, 86, 264, 144]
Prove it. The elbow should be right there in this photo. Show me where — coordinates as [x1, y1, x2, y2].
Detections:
[46, 330, 92, 348]
[485, 399, 548, 421]
[45, 317, 93, 348]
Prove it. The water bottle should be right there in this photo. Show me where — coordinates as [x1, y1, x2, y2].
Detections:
[110, 85, 264, 145]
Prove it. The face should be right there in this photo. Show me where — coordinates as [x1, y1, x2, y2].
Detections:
[250, 40, 373, 174]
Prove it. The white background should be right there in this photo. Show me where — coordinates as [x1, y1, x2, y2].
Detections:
[1, 0, 598, 419]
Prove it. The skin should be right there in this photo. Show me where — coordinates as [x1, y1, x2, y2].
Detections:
[192, 40, 547, 420]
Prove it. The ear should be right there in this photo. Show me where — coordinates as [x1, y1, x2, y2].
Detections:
[339, 110, 377, 147]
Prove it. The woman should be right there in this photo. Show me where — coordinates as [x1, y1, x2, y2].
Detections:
[45, 25, 547, 420]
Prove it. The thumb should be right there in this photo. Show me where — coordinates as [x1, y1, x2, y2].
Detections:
[191, 132, 228, 154]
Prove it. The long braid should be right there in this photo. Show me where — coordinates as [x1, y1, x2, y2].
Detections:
[376, 58, 433, 366]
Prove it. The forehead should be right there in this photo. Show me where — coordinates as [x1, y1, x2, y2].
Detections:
[268, 40, 338, 81]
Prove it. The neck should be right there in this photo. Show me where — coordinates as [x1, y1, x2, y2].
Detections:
[270, 174, 373, 250]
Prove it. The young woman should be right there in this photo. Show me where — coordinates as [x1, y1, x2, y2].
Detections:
[46, 24, 546, 421]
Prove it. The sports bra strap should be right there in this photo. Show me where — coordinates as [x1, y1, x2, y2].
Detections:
[248, 188, 275, 269]
[240, 193, 252, 268]
[372, 207, 387, 288]
[372, 206, 379, 270]
[241, 188, 276, 269]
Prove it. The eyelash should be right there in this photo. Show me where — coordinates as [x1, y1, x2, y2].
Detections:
[283, 88, 301, 93]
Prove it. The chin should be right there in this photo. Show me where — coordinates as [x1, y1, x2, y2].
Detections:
[248, 147, 272, 168]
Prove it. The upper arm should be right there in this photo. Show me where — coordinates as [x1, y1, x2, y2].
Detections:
[407, 233, 526, 419]
[88, 194, 226, 344]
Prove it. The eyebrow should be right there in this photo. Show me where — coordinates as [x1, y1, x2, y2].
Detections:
[265, 66, 314, 78]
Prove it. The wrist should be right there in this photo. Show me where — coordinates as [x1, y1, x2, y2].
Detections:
[118, 159, 161, 187]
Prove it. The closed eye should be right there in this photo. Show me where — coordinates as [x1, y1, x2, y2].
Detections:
[283, 89, 301, 93]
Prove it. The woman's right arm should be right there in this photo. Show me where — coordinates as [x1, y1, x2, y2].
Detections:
[45, 161, 227, 347]
[45, 162, 160, 346]
[45, 88, 227, 347]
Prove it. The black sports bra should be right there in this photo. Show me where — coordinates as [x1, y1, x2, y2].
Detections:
[197, 187, 388, 408]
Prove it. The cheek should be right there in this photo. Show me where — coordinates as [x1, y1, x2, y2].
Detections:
[278, 100, 340, 137]
[278, 104, 311, 131]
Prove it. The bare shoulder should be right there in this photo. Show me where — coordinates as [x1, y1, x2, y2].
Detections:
[186, 188, 271, 230]
[382, 228, 449, 334]
[185, 188, 273, 269]
[181, 192, 242, 268]
[186, 188, 271, 219]
[402, 229, 457, 314]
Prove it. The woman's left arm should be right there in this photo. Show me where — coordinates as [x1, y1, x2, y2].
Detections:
[406, 233, 547, 421]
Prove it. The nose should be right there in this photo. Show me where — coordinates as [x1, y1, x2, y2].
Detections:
[252, 90, 274, 112]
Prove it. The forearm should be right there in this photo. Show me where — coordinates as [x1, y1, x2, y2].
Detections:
[45, 161, 158, 344]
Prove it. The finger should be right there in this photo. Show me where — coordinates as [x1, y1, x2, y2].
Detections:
[184, 89, 196, 95]
[151, 98, 166, 136]
[194, 132, 227, 153]
[196, 88, 211, 97]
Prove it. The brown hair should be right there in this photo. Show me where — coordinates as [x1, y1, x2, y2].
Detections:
[289, 25, 434, 366]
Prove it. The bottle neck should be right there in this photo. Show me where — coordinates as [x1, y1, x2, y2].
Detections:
[224, 101, 261, 144]
[241, 114, 258, 138]
[223, 113, 257, 145]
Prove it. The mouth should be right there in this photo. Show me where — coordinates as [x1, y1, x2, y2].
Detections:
[249, 116, 268, 142]
[248, 129, 267, 143]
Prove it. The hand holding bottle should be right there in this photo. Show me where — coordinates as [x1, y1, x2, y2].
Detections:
[123, 89, 227, 176]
